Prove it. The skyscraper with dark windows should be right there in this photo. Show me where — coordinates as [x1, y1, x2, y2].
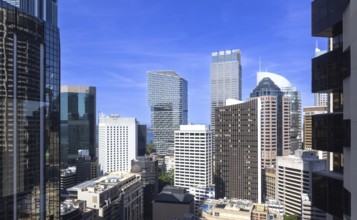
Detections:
[147, 70, 188, 156]
[0, 0, 60, 219]
[60, 86, 96, 167]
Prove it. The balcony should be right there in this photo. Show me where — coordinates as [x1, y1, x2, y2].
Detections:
[312, 0, 349, 37]
[312, 48, 350, 93]
[312, 171, 344, 218]
[312, 113, 350, 153]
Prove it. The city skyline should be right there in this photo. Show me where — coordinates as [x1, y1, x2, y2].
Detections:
[59, 0, 323, 126]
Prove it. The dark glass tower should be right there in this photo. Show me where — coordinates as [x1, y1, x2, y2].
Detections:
[0, 0, 60, 219]
[60, 86, 96, 167]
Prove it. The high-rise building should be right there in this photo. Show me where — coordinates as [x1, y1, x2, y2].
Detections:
[210, 49, 242, 136]
[250, 77, 291, 165]
[215, 99, 262, 203]
[276, 150, 326, 217]
[60, 86, 96, 167]
[311, 0, 355, 218]
[174, 125, 213, 218]
[98, 114, 138, 174]
[147, 70, 188, 156]
[137, 124, 147, 156]
[0, 1, 60, 219]
[131, 157, 159, 220]
[257, 71, 302, 154]
[314, 46, 328, 108]
[303, 106, 327, 151]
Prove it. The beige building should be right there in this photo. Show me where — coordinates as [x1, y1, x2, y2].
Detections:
[303, 106, 327, 150]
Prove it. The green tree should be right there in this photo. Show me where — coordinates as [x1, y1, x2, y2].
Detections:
[158, 169, 174, 190]
[283, 215, 298, 220]
[146, 143, 154, 154]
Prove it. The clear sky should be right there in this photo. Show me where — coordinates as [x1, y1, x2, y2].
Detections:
[59, 0, 327, 126]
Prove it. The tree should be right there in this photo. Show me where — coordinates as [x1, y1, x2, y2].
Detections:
[283, 215, 298, 220]
[158, 169, 174, 191]
[146, 143, 155, 154]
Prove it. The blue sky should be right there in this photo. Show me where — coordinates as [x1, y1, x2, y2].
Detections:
[59, 0, 327, 126]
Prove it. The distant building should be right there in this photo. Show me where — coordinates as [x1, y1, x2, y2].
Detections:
[67, 171, 143, 219]
[276, 150, 326, 217]
[257, 71, 302, 154]
[215, 99, 262, 202]
[138, 124, 147, 156]
[75, 150, 92, 184]
[147, 70, 188, 156]
[262, 167, 276, 201]
[301, 193, 326, 220]
[61, 86, 96, 167]
[302, 106, 327, 151]
[188, 186, 215, 218]
[131, 157, 159, 220]
[200, 199, 269, 220]
[60, 167, 77, 198]
[98, 114, 138, 174]
[153, 186, 194, 220]
[60, 200, 97, 220]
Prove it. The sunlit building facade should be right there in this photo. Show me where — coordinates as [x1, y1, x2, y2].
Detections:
[147, 70, 188, 156]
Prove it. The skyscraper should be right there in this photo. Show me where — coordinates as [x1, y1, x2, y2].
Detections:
[60, 86, 96, 167]
[0, 0, 60, 219]
[257, 71, 302, 154]
[215, 99, 262, 203]
[98, 114, 138, 174]
[311, 0, 355, 218]
[147, 70, 188, 156]
[314, 46, 328, 107]
[210, 49, 242, 135]
[250, 77, 291, 162]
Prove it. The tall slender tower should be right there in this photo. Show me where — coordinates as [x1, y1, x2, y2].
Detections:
[0, 0, 60, 219]
[147, 70, 188, 156]
[210, 50, 242, 135]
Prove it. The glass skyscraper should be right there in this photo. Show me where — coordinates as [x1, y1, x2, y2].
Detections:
[0, 0, 60, 219]
[210, 49, 242, 136]
[147, 71, 188, 156]
[60, 86, 96, 167]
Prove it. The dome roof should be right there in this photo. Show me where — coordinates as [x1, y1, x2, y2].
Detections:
[257, 71, 292, 89]
[131, 164, 142, 173]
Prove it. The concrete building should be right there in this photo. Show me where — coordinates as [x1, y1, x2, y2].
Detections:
[147, 70, 188, 156]
[303, 106, 327, 151]
[67, 171, 143, 219]
[131, 157, 159, 220]
[301, 193, 326, 220]
[153, 186, 194, 220]
[98, 114, 138, 174]
[276, 150, 326, 217]
[60, 167, 77, 198]
[60, 200, 97, 220]
[262, 167, 276, 201]
[200, 199, 269, 220]
[257, 71, 302, 154]
[215, 99, 262, 203]
[210, 49, 242, 139]
[310, 0, 356, 219]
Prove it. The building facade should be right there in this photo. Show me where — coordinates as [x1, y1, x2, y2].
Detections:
[210, 49, 242, 137]
[257, 71, 302, 154]
[174, 125, 213, 218]
[303, 106, 327, 151]
[60, 86, 96, 167]
[276, 150, 326, 217]
[310, 0, 356, 219]
[147, 70, 188, 156]
[98, 114, 138, 174]
[0, 1, 60, 219]
[250, 77, 291, 166]
[215, 99, 262, 203]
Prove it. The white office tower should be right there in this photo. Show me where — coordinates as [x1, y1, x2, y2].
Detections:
[276, 150, 326, 218]
[174, 125, 213, 219]
[99, 114, 138, 174]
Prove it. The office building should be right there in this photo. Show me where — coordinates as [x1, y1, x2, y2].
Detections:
[137, 124, 147, 156]
[75, 150, 93, 184]
[174, 125, 213, 188]
[153, 185, 194, 220]
[60, 167, 77, 198]
[147, 70, 188, 156]
[60, 200, 97, 220]
[257, 71, 302, 154]
[67, 171, 143, 219]
[301, 193, 326, 220]
[303, 106, 327, 151]
[0, 1, 60, 218]
[189, 186, 215, 218]
[250, 77, 291, 166]
[210, 49, 242, 139]
[131, 157, 159, 220]
[60, 86, 96, 167]
[174, 124, 213, 218]
[262, 167, 276, 201]
[215, 99, 262, 203]
[98, 114, 138, 174]
[276, 150, 326, 217]
[311, 0, 355, 218]
[314, 46, 328, 108]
